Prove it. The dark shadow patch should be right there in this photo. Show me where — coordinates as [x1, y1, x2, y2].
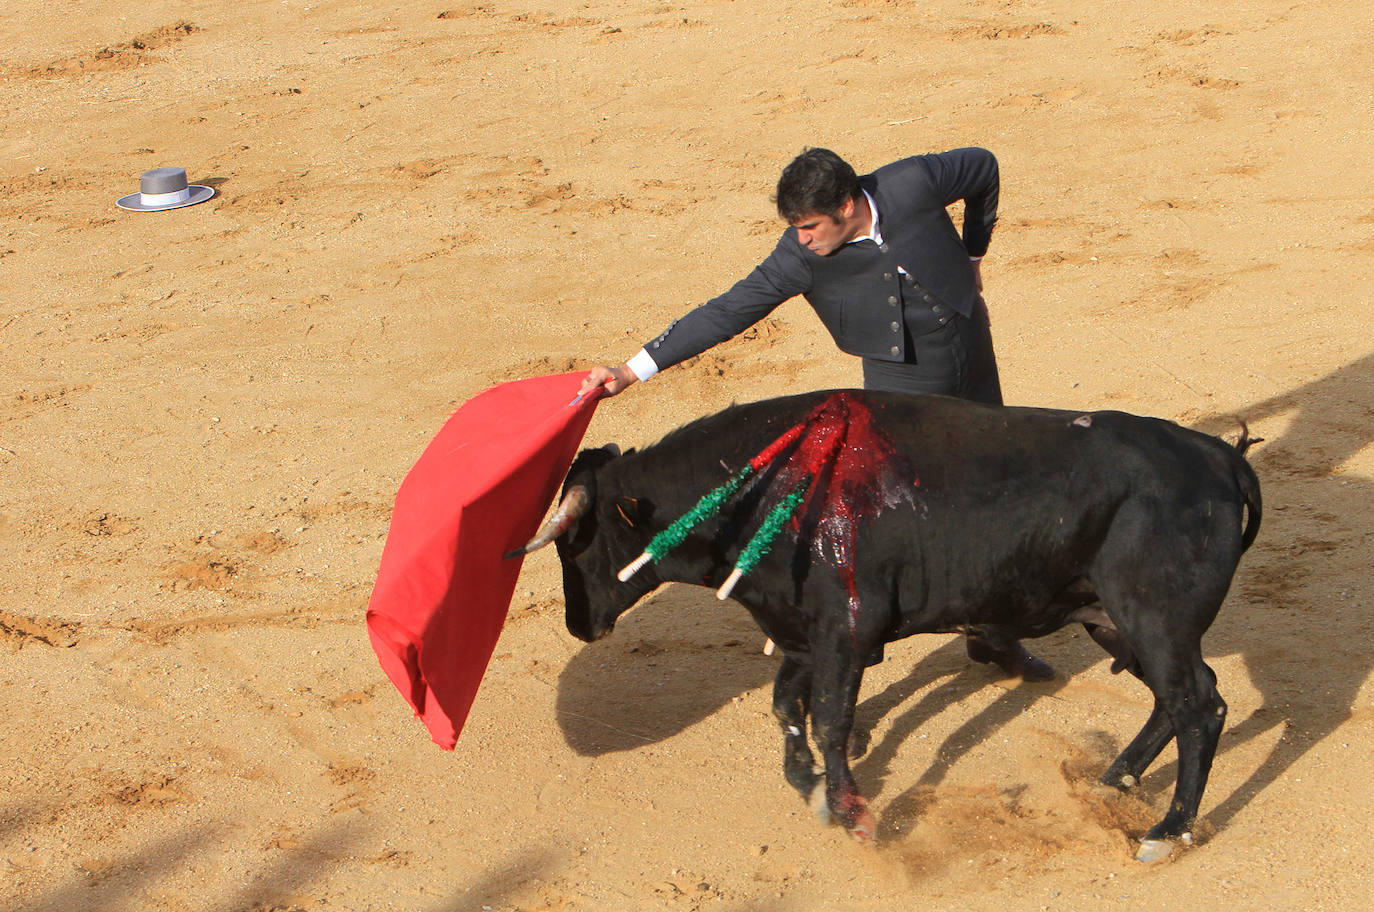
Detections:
[555, 586, 775, 754]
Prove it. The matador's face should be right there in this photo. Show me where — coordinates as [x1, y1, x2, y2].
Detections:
[789, 195, 867, 257]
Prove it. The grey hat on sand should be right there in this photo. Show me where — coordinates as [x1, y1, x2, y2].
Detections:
[116, 167, 215, 212]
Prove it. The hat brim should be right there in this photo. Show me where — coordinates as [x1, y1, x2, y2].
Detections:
[116, 185, 216, 212]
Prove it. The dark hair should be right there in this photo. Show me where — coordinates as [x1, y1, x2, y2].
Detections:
[775, 148, 861, 223]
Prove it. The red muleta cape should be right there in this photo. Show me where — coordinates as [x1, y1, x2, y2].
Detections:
[366, 372, 600, 748]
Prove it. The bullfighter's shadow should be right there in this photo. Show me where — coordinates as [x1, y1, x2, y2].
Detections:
[556, 353, 1374, 841]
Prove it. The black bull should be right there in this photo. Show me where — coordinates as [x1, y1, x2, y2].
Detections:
[513, 390, 1261, 859]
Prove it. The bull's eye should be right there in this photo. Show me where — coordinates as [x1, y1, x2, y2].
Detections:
[615, 497, 639, 528]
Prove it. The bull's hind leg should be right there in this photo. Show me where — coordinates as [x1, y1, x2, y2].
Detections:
[771, 656, 820, 802]
[1081, 619, 1177, 790]
[1144, 657, 1226, 840]
[1090, 497, 1241, 860]
[1127, 638, 1227, 861]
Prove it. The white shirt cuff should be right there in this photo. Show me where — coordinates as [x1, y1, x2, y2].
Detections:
[626, 349, 660, 382]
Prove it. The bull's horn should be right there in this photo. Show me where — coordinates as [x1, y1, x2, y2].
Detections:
[504, 485, 591, 558]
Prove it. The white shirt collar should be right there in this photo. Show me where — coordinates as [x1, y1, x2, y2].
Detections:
[848, 189, 882, 247]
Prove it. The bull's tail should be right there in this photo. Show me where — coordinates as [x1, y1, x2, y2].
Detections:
[1229, 421, 1263, 551]
[1233, 421, 1263, 458]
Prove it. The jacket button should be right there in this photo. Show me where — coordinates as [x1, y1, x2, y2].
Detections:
[931, 305, 944, 315]
[884, 272, 893, 281]
[923, 293, 933, 302]
[890, 346, 900, 356]
[888, 295, 898, 305]
[890, 321, 900, 332]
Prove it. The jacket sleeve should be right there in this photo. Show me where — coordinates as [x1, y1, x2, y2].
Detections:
[918, 147, 999, 258]
[642, 234, 812, 370]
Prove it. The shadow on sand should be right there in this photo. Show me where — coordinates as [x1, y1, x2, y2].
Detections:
[15, 816, 370, 912]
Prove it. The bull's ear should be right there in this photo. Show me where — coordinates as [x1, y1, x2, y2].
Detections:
[614, 497, 640, 528]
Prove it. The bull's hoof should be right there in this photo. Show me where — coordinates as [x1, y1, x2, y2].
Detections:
[1099, 770, 1138, 791]
[846, 807, 877, 845]
[1135, 832, 1192, 863]
[808, 784, 876, 844]
[1135, 838, 1175, 863]
[833, 792, 876, 845]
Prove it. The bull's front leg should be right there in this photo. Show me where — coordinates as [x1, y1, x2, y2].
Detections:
[771, 655, 819, 800]
[807, 631, 877, 843]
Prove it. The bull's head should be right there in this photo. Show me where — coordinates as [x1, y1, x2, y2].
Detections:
[509, 444, 657, 642]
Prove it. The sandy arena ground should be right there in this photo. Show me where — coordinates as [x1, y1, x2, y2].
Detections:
[3, 1, 1373, 909]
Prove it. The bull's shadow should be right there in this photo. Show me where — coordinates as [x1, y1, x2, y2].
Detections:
[851, 627, 1122, 842]
[555, 353, 1373, 841]
[555, 587, 776, 754]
